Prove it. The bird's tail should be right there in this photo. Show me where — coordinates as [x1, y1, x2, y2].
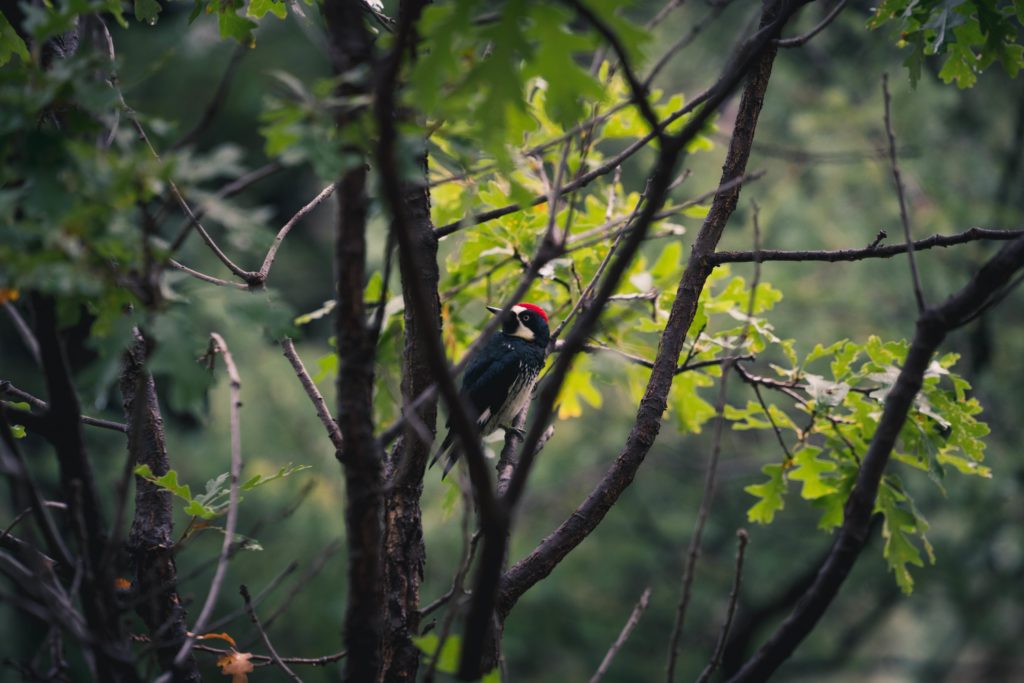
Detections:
[429, 431, 460, 480]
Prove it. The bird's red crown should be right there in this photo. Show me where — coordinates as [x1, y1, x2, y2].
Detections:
[516, 302, 548, 323]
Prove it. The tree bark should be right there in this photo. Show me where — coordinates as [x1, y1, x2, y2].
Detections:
[381, 169, 441, 682]
[121, 335, 200, 682]
[323, 3, 384, 681]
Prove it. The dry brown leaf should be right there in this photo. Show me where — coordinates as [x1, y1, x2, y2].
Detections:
[189, 631, 237, 647]
[217, 650, 254, 683]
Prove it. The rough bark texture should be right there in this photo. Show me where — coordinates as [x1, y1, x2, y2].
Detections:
[381, 169, 441, 683]
[323, 3, 384, 681]
[497, 0, 784, 617]
[121, 337, 199, 683]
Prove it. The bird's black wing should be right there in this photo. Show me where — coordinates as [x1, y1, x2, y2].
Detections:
[430, 336, 524, 477]
[462, 338, 526, 421]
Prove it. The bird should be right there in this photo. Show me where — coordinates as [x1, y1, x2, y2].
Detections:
[430, 302, 551, 479]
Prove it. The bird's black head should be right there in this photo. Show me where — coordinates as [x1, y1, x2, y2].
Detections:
[488, 302, 550, 348]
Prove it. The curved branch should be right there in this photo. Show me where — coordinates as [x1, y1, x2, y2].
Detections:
[727, 234, 1024, 682]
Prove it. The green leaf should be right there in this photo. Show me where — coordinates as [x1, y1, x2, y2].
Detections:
[787, 446, 837, 499]
[441, 477, 461, 520]
[218, 9, 258, 46]
[247, 0, 288, 20]
[294, 299, 336, 326]
[0, 11, 30, 66]
[745, 463, 787, 524]
[412, 634, 461, 674]
[11, 424, 26, 439]
[134, 0, 162, 24]
[240, 463, 312, 490]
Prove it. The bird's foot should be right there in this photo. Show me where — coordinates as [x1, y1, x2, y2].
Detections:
[504, 426, 526, 440]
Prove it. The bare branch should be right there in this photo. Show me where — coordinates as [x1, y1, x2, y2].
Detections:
[567, 0, 663, 138]
[192, 643, 347, 668]
[588, 587, 652, 683]
[776, 0, 848, 47]
[280, 338, 343, 450]
[240, 584, 303, 682]
[166, 259, 249, 289]
[167, 333, 244, 675]
[1, 380, 127, 433]
[696, 530, 749, 683]
[882, 73, 926, 313]
[257, 184, 337, 281]
[172, 44, 248, 149]
[2, 302, 40, 365]
[667, 202, 763, 682]
[711, 227, 1024, 264]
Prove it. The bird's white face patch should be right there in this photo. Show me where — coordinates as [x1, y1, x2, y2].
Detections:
[509, 305, 535, 341]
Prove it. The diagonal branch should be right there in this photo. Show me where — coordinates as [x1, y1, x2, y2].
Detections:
[498, 0, 798, 620]
[280, 338, 343, 451]
[588, 586, 653, 683]
[727, 234, 1024, 681]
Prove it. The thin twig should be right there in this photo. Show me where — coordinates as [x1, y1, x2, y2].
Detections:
[257, 185, 336, 281]
[776, 0, 848, 47]
[280, 339, 343, 450]
[173, 44, 247, 149]
[192, 643, 347, 667]
[882, 74, 926, 313]
[1, 380, 128, 433]
[588, 587, 652, 683]
[424, 486, 475, 683]
[240, 584, 302, 682]
[667, 201, 762, 682]
[166, 259, 249, 289]
[121, 101, 253, 282]
[696, 529, 749, 683]
[566, 0, 663, 138]
[166, 333, 245, 676]
[2, 303, 41, 365]
[711, 227, 1024, 264]
[207, 561, 300, 632]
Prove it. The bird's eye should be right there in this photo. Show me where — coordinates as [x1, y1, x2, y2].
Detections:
[520, 312, 532, 321]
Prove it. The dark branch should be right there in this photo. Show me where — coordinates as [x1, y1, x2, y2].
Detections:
[711, 227, 1024, 264]
[727, 235, 1024, 681]
[498, 0, 798, 618]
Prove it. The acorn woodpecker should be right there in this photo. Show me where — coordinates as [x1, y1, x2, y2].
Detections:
[431, 302, 551, 478]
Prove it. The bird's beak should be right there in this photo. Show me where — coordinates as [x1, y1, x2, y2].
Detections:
[486, 305, 502, 315]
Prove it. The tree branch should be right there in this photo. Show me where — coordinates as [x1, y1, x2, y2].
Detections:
[498, 0, 797, 619]
[727, 234, 1024, 681]
[240, 584, 302, 682]
[280, 338, 343, 451]
[882, 73, 926, 313]
[588, 587, 652, 683]
[776, 0, 848, 47]
[165, 333, 244, 677]
[696, 530, 749, 683]
[711, 227, 1024, 264]
[121, 333, 200, 682]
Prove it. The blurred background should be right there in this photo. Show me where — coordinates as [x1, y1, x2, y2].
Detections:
[2, 0, 1022, 681]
